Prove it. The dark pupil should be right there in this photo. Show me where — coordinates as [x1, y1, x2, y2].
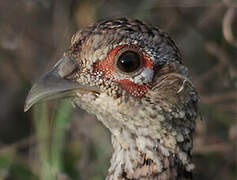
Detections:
[117, 51, 141, 73]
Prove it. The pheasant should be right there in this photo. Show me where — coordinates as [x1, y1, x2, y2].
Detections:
[25, 18, 199, 180]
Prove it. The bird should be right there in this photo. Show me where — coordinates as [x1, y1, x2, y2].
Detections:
[25, 18, 199, 180]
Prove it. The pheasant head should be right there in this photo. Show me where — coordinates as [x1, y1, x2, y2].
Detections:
[25, 18, 199, 179]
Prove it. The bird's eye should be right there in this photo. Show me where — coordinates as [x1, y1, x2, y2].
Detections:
[116, 51, 141, 73]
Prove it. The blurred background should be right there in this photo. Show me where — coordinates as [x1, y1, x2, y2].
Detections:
[0, 0, 236, 179]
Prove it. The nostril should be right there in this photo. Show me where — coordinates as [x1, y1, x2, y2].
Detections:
[54, 56, 79, 78]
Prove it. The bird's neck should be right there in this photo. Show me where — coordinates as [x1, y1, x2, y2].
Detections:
[106, 128, 193, 180]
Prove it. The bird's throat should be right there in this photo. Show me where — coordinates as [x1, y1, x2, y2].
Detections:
[73, 91, 196, 180]
[106, 129, 193, 180]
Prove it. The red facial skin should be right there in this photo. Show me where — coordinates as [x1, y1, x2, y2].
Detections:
[93, 44, 153, 97]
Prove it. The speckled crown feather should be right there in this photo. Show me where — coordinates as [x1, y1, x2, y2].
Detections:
[67, 18, 182, 65]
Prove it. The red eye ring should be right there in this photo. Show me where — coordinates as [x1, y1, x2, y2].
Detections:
[93, 44, 153, 79]
[115, 46, 143, 75]
[93, 44, 154, 97]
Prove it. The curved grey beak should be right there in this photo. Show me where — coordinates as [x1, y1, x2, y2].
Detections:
[24, 56, 98, 112]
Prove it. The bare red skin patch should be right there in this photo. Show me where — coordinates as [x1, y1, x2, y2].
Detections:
[93, 44, 153, 97]
[118, 79, 150, 97]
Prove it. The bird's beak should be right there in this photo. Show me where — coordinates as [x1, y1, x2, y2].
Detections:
[24, 56, 98, 112]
